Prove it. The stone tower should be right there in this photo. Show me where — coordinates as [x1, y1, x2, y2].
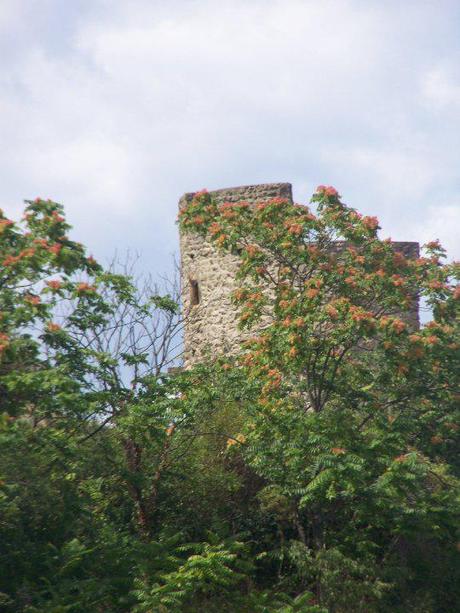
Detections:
[179, 183, 419, 368]
[179, 183, 293, 367]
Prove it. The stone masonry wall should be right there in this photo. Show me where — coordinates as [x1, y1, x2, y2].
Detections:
[179, 183, 419, 368]
[179, 183, 293, 367]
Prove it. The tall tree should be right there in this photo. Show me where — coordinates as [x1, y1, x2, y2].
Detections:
[179, 186, 460, 611]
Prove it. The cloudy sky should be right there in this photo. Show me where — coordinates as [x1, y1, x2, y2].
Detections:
[1, 0, 459, 277]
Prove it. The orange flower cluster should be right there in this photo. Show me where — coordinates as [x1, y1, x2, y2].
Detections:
[245, 244, 260, 258]
[33, 238, 49, 248]
[284, 219, 303, 236]
[25, 294, 41, 306]
[344, 276, 356, 287]
[362, 216, 379, 231]
[209, 222, 223, 236]
[3, 255, 19, 266]
[48, 244, 62, 255]
[391, 275, 405, 287]
[190, 189, 208, 204]
[46, 279, 62, 290]
[425, 240, 441, 250]
[215, 234, 228, 247]
[245, 291, 263, 308]
[325, 303, 339, 319]
[266, 369, 282, 388]
[305, 288, 320, 299]
[76, 282, 96, 293]
[316, 185, 339, 197]
[301, 209, 316, 222]
[0, 333, 9, 353]
[287, 223, 303, 236]
[392, 319, 406, 334]
[428, 280, 445, 290]
[218, 202, 238, 219]
[233, 288, 247, 301]
[3, 247, 36, 266]
[349, 306, 374, 323]
[0, 218, 14, 232]
[51, 211, 65, 223]
[379, 317, 406, 334]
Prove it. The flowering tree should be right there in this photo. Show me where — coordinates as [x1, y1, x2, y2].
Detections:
[0, 197, 101, 419]
[1, 197, 324, 612]
[0, 199, 182, 424]
[179, 186, 460, 610]
[1, 191, 458, 611]
[0, 198, 193, 608]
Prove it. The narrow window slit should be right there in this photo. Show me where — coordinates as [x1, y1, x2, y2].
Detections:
[190, 279, 200, 306]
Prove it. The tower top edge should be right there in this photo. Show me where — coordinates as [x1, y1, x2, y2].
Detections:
[179, 182, 293, 208]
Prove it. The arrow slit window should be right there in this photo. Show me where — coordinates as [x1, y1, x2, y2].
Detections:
[190, 279, 200, 306]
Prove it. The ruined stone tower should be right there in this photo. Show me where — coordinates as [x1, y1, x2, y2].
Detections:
[179, 183, 292, 367]
[179, 183, 419, 368]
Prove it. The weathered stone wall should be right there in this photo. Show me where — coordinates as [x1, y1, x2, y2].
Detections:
[179, 183, 293, 367]
[179, 183, 419, 368]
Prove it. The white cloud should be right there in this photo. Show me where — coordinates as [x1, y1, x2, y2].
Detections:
[412, 204, 460, 258]
[0, 0, 458, 269]
[321, 145, 439, 201]
[421, 65, 460, 110]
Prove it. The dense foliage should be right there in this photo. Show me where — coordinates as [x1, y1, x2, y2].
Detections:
[1, 190, 459, 612]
